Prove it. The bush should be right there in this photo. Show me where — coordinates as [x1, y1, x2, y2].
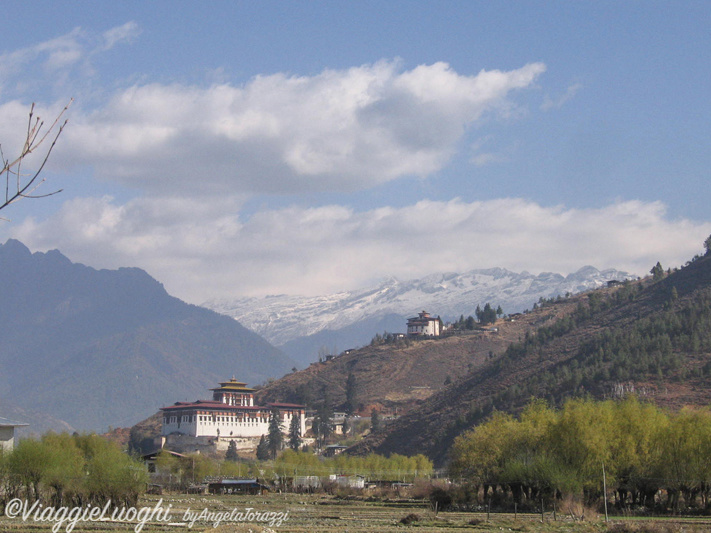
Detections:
[400, 513, 420, 525]
[429, 486, 453, 513]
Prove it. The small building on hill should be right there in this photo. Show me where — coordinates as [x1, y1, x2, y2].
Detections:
[407, 311, 442, 337]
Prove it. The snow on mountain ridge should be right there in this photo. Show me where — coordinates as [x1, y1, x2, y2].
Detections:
[203, 266, 634, 346]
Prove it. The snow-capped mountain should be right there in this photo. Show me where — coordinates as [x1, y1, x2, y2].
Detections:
[203, 266, 634, 350]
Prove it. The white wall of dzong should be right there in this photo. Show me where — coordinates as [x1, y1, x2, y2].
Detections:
[162, 409, 305, 438]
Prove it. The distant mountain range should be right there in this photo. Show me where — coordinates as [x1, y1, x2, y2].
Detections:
[0, 239, 295, 434]
[204, 266, 634, 365]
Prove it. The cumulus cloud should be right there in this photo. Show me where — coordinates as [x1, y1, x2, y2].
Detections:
[10, 196, 710, 303]
[53, 60, 545, 195]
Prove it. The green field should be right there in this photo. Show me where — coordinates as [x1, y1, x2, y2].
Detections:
[3, 493, 711, 533]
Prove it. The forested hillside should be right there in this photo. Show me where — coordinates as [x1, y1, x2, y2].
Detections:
[348, 251, 711, 466]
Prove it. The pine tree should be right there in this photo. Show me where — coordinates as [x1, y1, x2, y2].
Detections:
[371, 408, 381, 433]
[345, 373, 358, 415]
[256, 435, 269, 461]
[225, 440, 239, 461]
[651, 261, 665, 281]
[312, 395, 334, 450]
[342, 416, 350, 436]
[267, 409, 283, 459]
[288, 414, 302, 451]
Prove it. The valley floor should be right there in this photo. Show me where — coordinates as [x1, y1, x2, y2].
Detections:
[3, 493, 711, 532]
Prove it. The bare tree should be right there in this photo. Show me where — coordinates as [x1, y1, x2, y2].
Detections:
[0, 100, 72, 217]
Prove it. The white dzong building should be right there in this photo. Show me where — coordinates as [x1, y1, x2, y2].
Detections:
[160, 378, 305, 451]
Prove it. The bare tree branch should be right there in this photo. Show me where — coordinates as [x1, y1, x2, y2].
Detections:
[1, 99, 72, 216]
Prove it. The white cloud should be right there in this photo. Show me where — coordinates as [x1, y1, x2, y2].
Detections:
[101, 21, 140, 51]
[54, 60, 545, 195]
[541, 82, 583, 111]
[10, 196, 710, 304]
[0, 23, 137, 99]
[469, 135, 508, 167]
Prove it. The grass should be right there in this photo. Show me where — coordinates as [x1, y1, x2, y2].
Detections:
[3, 493, 711, 533]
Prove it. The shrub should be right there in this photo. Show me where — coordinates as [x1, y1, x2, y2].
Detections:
[400, 513, 420, 525]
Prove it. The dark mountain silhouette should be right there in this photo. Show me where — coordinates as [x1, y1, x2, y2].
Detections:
[0, 239, 295, 433]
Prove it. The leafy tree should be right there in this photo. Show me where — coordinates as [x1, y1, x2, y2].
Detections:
[40, 433, 85, 506]
[225, 440, 239, 462]
[79, 435, 147, 505]
[7, 438, 52, 502]
[267, 408, 283, 459]
[288, 414, 302, 451]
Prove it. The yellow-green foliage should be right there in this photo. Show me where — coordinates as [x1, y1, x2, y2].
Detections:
[273, 449, 433, 481]
[451, 396, 711, 504]
[3, 433, 147, 507]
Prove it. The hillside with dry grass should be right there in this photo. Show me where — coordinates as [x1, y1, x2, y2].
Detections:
[253, 303, 568, 415]
[347, 254, 711, 466]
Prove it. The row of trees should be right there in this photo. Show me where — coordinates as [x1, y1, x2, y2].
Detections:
[450, 397, 711, 512]
[0, 433, 147, 509]
[452, 303, 503, 330]
[252, 408, 303, 461]
[153, 448, 433, 490]
[273, 449, 433, 482]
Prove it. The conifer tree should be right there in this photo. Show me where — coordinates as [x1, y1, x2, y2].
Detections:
[267, 409, 283, 459]
[288, 415, 302, 451]
[651, 261, 665, 281]
[371, 409, 381, 433]
[342, 416, 350, 436]
[256, 435, 269, 461]
[312, 396, 334, 450]
[345, 373, 358, 415]
[225, 440, 239, 462]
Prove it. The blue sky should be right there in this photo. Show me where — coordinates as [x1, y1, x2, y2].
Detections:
[1, 2, 710, 302]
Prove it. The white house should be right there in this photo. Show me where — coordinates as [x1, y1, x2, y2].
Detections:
[0, 417, 28, 453]
[406, 311, 442, 337]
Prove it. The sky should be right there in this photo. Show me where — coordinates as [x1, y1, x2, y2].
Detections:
[1, 1, 710, 303]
